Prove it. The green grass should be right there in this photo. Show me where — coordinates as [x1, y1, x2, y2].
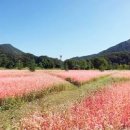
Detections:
[0, 83, 75, 111]
[64, 74, 113, 86]
[0, 76, 129, 130]
[0, 75, 111, 111]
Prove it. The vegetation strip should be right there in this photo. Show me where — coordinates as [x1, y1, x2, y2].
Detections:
[0, 73, 111, 111]
[0, 74, 111, 111]
[46, 70, 112, 86]
[0, 83, 75, 111]
[65, 74, 111, 86]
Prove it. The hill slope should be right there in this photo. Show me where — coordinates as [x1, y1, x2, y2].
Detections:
[0, 44, 24, 56]
[0, 44, 62, 69]
[100, 39, 130, 54]
[71, 39, 130, 60]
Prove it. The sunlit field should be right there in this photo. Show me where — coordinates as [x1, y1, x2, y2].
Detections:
[0, 70, 130, 130]
[0, 70, 67, 99]
[21, 81, 130, 129]
[0, 70, 111, 99]
[47, 70, 112, 85]
[1, 0, 130, 129]
[112, 70, 130, 79]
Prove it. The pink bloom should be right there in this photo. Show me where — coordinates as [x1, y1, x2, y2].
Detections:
[0, 70, 66, 98]
[21, 81, 130, 129]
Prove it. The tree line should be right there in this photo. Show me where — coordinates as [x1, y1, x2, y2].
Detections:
[0, 53, 62, 71]
[64, 52, 130, 71]
[0, 52, 130, 71]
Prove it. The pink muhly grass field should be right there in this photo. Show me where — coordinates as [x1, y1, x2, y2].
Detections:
[0, 70, 66, 99]
[48, 70, 111, 84]
[112, 70, 130, 79]
[21, 81, 130, 130]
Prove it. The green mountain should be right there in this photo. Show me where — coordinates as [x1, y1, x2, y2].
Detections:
[71, 39, 130, 60]
[1, 39, 130, 70]
[100, 39, 130, 54]
[0, 44, 24, 57]
[0, 44, 62, 69]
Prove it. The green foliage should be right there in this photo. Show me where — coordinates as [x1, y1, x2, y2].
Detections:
[0, 44, 63, 69]
[64, 53, 130, 71]
[64, 62, 69, 71]
[16, 60, 23, 70]
[64, 59, 88, 70]
[0, 83, 74, 111]
[1, 44, 130, 70]
[37, 56, 62, 69]
[0, 98, 24, 111]
[64, 58, 108, 71]
[78, 60, 88, 69]
[86, 60, 93, 69]
[92, 57, 108, 71]
[28, 59, 36, 72]
[6, 61, 15, 69]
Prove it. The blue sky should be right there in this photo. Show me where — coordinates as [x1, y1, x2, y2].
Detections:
[0, 0, 130, 60]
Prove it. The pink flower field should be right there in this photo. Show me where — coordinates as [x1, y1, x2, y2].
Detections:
[112, 70, 130, 79]
[0, 70, 66, 99]
[21, 81, 130, 130]
[47, 70, 111, 84]
[0, 70, 111, 99]
[1, 70, 130, 129]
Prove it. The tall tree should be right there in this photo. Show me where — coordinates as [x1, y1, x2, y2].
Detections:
[92, 57, 108, 71]
[28, 59, 36, 72]
[16, 60, 23, 70]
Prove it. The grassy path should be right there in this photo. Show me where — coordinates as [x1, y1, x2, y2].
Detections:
[0, 76, 129, 129]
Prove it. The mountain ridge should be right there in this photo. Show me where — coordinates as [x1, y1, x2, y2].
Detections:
[0, 43, 24, 57]
[0, 43, 62, 69]
[70, 39, 130, 60]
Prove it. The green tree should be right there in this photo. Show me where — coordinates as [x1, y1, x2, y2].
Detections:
[86, 60, 94, 70]
[0, 54, 9, 68]
[79, 60, 87, 70]
[38, 62, 43, 68]
[6, 61, 15, 69]
[64, 62, 69, 71]
[92, 57, 108, 71]
[29, 59, 36, 72]
[16, 60, 23, 70]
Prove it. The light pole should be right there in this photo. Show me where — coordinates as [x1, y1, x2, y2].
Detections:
[60, 55, 62, 60]
[60, 55, 62, 69]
